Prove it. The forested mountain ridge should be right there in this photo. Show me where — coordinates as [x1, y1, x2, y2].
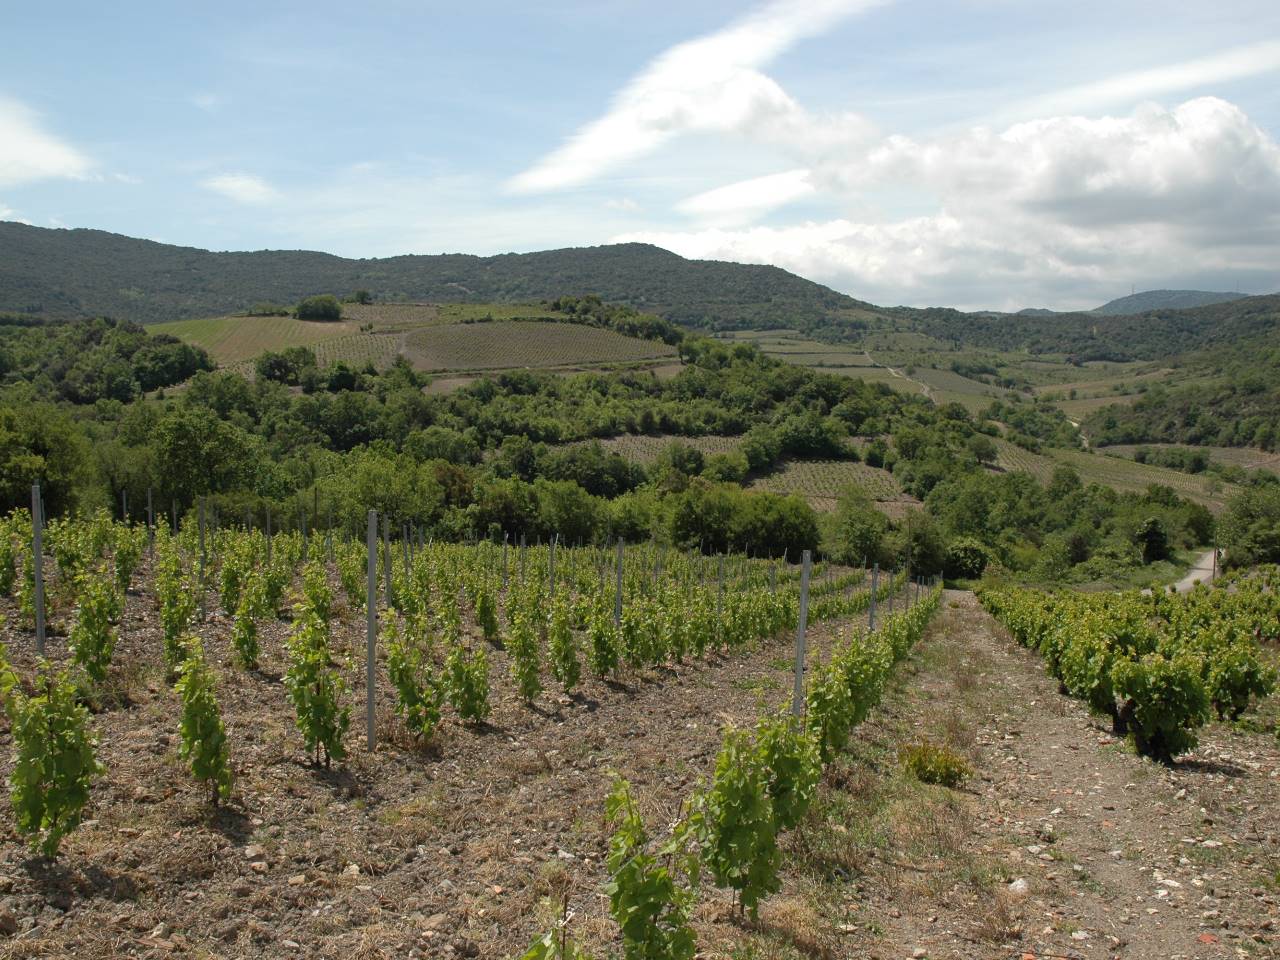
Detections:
[900, 293, 1280, 362]
[1092, 289, 1247, 315]
[0, 221, 875, 332]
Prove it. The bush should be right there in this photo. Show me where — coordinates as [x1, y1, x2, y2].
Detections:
[944, 537, 991, 579]
[900, 740, 972, 787]
[295, 295, 342, 322]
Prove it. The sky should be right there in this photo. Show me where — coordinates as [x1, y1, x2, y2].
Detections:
[3, 0, 1280, 311]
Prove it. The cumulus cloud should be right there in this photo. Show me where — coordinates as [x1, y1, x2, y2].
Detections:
[202, 173, 279, 205]
[618, 97, 1280, 309]
[507, 0, 881, 192]
[0, 97, 91, 188]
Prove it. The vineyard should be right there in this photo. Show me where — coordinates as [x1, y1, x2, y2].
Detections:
[990, 437, 1238, 509]
[150, 316, 360, 366]
[748, 459, 911, 512]
[402, 321, 678, 373]
[979, 572, 1278, 761]
[0, 506, 943, 958]
[566, 434, 745, 465]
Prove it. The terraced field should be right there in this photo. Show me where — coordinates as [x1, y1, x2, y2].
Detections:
[402, 320, 677, 372]
[991, 437, 1238, 508]
[748, 458, 911, 513]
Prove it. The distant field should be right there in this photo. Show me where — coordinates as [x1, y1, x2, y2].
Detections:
[748, 458, 911, 513]
[1055, 394, 1139, 419]
[151, 315, 357, 364]
[154, 304, 681, 379]
[403, 321, 677, 373]
[1099, 443, 1280, 476]
[569, 434, 744, 463]
[991, 437, 1237, 509]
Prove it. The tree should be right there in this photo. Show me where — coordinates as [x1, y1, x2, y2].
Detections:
[295, 295, 343, 321]
[966, 433, 998, 465]
[1219, 486, 1280, 567]
[825, 485, 887, 566]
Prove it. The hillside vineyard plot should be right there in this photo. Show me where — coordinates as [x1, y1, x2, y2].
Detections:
[749, 458, 907, 508]
[402, 321, 678, 372]
[0, 507, 940, 957]
[990, 437, 1237, 508]
[149, 316, 357, 365]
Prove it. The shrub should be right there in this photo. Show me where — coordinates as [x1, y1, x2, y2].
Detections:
[900, 740, 972, 787]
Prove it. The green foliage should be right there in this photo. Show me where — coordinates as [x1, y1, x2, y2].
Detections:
[231, 575, 268, 670]
[521, 931, 591, 960]
[900, 740, 972, 787]
[386, 619, 442, 743]
[155, 542, 196, 675]
[979, 581, 1275, 762]
[1111, 652, 1211, 763]
[284, 600, 350, 768]
[295, 294, 343, 322]
[175, 638, 233, 805]
[588, 608, 620, 678]
[112, 524, 144, 594]
[1220, 486, 1280, 568]
[0, 516, 16, 596]
[68, 569, 120, 684]
[336, 540, 367, 610]
[604, 779, 697, 960]
[444, 641, 490, 725]
[693, 727, 780, 918]
[476, 588, 499, 643]
[805, 661, 855, 766]
[943, 536, 990, 580]
[754, 713, 820, 832]
[507, 608, 543, 702]
[7, 666, 104, 858]
[548, 596, 581, 693]
[0, 315, 211, 406]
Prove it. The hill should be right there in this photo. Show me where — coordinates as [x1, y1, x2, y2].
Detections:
[1093, 289, 1246, 315]
[0, 221, 875, 333]
[900, 293, 1280, 362]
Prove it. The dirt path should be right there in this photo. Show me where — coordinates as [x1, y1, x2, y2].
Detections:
[823, 591, 1278, 960]
[1173, 550, 1219, 593]
[864, 350, 934, 401]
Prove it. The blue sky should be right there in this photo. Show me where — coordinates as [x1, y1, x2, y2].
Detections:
[3, 0, 1279, 310]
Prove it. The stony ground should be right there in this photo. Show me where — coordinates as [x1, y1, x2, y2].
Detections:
[0, 579, 1275, 960]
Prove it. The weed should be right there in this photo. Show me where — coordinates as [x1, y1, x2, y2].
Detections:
[900, 740, 972, 788]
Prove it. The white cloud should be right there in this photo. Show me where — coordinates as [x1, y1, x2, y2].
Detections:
[604, 197, 641, 212]
[191, 93, 221, 112]
[202, 173, 279, 205]
[507, 0, 881, 192]
[677, 168, 815, 222]
[0, 97, 91, 188]
[618, 97, 1280, 309]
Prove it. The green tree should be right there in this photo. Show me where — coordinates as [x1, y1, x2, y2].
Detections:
[295, 294, 343, 321]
